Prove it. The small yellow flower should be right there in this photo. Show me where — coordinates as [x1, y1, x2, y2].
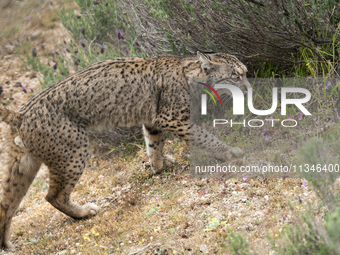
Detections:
[275, 234, 278, 237]
[173, 251, 177, 254]
[95, 233, 100, 236]
[154, 227, 161, 233]
[95, 243, 98, 246]
[221, 220, 228, 225]
[279, 228, 282, 232]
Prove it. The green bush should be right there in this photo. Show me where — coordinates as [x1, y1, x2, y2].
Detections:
[16, 0, 340, 85]
[15, 0, 145, 88]
[226, 229, 251, 255]
[128, 0, 340, 76]
[266, 122, 340, 255]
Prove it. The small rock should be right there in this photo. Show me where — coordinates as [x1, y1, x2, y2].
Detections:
[264, 195, 269, 200]
[14, 82, 22, 88]
[30, 222, 40, 227]
[200, 244, 209, 253]
[182, 221, 189, 229]
[5, 45, 14, 54]
[29, 72, 37, 79]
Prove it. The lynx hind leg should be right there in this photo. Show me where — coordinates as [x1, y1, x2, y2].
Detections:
[0, 128, 41, 249]
[44, 129, 99, 219]
[46, 168, 99, 219]
[143, 125, 175, 174]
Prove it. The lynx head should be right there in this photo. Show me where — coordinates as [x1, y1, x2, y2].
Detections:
[197, 51, 251, 93]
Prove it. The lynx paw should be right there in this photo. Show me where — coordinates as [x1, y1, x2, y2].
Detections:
[226, 147, 242, 159]
[150, 155, 175, 174]
[164, 155, 175, 167]
[83, 203, 99, 217]
[1, 241, 14, 250]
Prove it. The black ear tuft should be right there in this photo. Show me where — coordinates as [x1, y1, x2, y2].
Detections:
[193, 46, 200, 52]
[202, 50, 217, 54]
[0, 86, 3, 96]
[192, 46, 217, 55]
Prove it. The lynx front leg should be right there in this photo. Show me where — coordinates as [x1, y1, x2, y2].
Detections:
[143, 125, 175, 174]
[161, 120, 242, 161]
[190, 123, 242, 160]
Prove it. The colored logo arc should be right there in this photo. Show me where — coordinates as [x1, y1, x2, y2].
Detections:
[197, 82, 223, 106]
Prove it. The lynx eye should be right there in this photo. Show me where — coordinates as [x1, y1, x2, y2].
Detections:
[231, 77, 241, 83]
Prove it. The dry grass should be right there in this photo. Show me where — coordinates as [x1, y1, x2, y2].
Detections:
[3, 142, 320, 254]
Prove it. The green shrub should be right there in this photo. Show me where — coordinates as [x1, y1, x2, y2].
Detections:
[267, 123, 340, 255]
[128, 0, 340, 76]
[16, 0, 340, 84]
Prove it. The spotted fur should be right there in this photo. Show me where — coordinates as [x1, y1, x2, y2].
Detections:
[0, 51, 250, 249]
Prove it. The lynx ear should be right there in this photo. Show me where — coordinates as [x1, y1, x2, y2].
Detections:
[197, 51, 212, 67]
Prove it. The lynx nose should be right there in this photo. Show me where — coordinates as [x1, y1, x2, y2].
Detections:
[242, 74, 251, 89]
